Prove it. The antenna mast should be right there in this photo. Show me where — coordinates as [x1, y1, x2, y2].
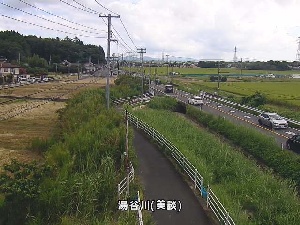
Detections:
[233, 46, 238, 63]
[296, 37, 300, 62]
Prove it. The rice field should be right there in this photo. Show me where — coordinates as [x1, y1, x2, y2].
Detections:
[198, 81, 300, 106]
[126, 66, 300, 76]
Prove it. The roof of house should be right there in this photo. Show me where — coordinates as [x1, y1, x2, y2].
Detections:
[0, 62, 21, 68]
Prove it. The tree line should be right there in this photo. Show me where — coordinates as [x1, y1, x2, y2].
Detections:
[197, 60, 300, 71]
[0, 30, 106, 74]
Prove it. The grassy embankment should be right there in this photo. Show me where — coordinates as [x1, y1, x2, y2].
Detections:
[130, 97, 300, 225]
[0, 75, 153, 225]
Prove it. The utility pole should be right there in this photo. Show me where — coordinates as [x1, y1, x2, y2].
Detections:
[137, 48, 146, 94]
[217, 61, 220, 90]
[217, 61, 229, 91]
[166, 54, 169, 77]
[240, 58, 243, 76]
[77, 60, 80, 80]
[54, 63, 58, 74]
[99, 13, 120, 109]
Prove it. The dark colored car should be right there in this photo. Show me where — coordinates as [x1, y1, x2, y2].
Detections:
[154, 78, 161, 85]
[286, 134, 300, 153]
[164, 84, 173, 93]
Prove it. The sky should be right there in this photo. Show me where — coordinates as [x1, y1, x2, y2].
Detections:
[1, 0, 300, 62]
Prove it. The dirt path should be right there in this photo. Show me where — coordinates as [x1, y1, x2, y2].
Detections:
[133, 130, 212, 225]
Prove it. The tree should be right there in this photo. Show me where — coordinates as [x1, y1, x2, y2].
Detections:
[25, 54, 48, 68]
[241, 92, 267, 107]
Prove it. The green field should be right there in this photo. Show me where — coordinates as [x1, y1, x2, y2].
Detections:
[201, 81, 300, 104]
[125, 66, 300, 76]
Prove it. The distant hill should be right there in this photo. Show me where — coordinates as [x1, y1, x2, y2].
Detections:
[0, 30, 106, 64]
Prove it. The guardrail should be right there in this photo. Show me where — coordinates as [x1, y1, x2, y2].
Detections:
[117, 162, 135, 198]
[171, 86, 300, 129]
[207, 94, 300, 128]
[112, 92, 153, 106]
[127, 111, 235, 225]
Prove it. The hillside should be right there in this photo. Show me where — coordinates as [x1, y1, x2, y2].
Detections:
[0, 30, 105, 65]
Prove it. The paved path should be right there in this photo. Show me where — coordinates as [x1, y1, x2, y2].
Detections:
[133, 130, 211, 225]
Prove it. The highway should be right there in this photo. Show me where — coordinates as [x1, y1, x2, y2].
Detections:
[152, 84, 300, 150]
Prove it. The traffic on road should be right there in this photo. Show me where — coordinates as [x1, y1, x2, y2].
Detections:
[152, 84, 300, 153]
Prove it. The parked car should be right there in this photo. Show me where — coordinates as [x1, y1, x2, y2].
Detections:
[19, 77, 27, 84]
[258, 112, 288, 129]
[28, 77, 36, 83]
[188, 96, 204, 105]
[286, 134, 300, 152]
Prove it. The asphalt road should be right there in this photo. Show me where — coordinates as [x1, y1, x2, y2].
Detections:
[133, 129, 212, 225]
[152, 84, 299, 150]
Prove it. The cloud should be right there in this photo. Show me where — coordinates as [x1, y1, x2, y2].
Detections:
[0, 0, 299, 61]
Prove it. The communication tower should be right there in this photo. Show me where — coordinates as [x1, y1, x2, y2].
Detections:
[233, 46, 238, 63]
[297, 37, 300, 62]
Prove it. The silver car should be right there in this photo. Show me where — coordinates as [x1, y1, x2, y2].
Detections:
[258, 112, 288, 129]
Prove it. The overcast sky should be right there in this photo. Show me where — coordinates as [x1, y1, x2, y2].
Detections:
[1, 0, 300, 62]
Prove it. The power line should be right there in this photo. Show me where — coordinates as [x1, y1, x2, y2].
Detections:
[120, 18, 137, 49]
[1, 14, 106, 39]
[73, 0, 137, 53]
[1, 2, 105, 36]
[111, 25, 135, 52]
[100, 16, 134, 53]
[18, 0, 105, 33]
[94, 0, 119, 16]
[59, 0, 98, 15]
[72, 0, 100, 14]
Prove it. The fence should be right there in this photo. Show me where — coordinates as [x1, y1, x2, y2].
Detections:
[117, 162, 135, 198]
[179, 88, 300, 128]
[117, 162, 144, 225]
[127, 111, 235, 225]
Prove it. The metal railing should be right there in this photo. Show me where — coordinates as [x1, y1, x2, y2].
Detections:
[164, 85, 300, 129]
[117, 162, 135, 198]
[127, 111, 235, 225]
[207, 185, 235, 225]
[117, 163, 144, 225]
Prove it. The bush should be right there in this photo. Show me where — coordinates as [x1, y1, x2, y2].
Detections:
[148, 96, 186, 113]
[241, 91, 267, 107]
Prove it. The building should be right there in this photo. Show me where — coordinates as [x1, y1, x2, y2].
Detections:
[0, 62, 21, 76]
[291, 74, 300, 79]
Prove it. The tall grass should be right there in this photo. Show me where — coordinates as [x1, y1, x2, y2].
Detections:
[186, 106, 300, 188]
[132, 108, 300, 225]
[0, 81, 154, 224]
